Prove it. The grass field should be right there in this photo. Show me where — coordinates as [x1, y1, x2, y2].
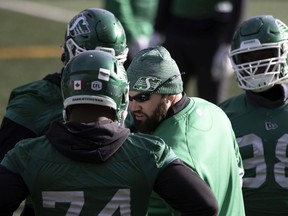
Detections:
[0, 0, 288, 215]
[0, 0, 104, 120]
[1, 0, 288, 119]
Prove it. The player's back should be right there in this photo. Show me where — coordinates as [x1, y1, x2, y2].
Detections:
[220, 93, 288, 216]
[150, 97, 245, 216]
[1, 129, 176, 216]
[4, 73, 63, 136]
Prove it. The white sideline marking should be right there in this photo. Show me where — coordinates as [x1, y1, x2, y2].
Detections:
[0, 0, 77, 23]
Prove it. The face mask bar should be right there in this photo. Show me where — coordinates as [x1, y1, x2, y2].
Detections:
[230, 41, 288, 91]
[65, 38, 128, 64]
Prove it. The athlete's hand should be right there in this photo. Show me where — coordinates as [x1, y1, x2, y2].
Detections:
[149, 31, 165, 47]
[128, 36, 150, 58]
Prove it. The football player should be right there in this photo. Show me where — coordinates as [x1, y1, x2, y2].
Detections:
[0, 8, 127, 215]
[0, 50, 218, 215]
[220, 15, 288, 216]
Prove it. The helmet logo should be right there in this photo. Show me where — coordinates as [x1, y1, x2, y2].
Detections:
[98, 68, 111, 81]
[132, 77, 161, 91]
[265, 122, 278, 130]
[73, 80, 82, 90]
[91, 81, 102, 91]
[68, 13, 91, 37]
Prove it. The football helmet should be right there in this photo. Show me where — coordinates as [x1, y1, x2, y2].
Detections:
[62, 8, 128, 64]
[62, 50, 129, 125]
[230, 15, 288, 92]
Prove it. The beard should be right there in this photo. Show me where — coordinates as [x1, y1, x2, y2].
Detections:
[132, 98, 167, 134]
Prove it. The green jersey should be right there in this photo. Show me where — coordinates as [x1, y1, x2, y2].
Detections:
[220, 92, 288, 216]
[4, 74, 63, 135]
[148, 97, 245, 216]
[1, 127, 177, 215]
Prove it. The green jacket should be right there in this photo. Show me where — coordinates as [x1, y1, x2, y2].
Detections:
[126, 97, 245, 216]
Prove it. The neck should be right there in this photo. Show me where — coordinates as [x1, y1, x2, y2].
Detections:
[68, 104, 115, 123]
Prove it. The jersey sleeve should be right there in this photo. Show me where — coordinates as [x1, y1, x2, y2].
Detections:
[0, 139, 31, 174]
[0, 117, 36, 161]
[154, 159, 218, 216]
[136, 133, 178, 170]
[0, 165, 29, 214]
[126, 133, 178, 189]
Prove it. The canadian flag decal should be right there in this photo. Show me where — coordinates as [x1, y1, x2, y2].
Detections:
[73, 80, 82, 90]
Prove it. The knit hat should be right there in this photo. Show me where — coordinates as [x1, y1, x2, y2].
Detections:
[127, 46, 183, 94]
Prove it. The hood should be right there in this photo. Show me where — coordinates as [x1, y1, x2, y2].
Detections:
[46, 120, 130, 163]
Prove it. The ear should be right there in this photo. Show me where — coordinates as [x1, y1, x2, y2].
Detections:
[166, 94, 182, 107]
[162, 94, 173, 108]
[167, 94, 176, 103]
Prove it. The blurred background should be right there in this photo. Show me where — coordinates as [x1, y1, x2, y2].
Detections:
[1, 0, 288, 119]
[0, 0, 287, 215]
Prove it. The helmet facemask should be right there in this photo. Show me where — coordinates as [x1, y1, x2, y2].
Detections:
[64, 37, 129, 65]
[230, 15, 288, 92]
[231, 40, 288, 92]
[65, 38, 86, 63]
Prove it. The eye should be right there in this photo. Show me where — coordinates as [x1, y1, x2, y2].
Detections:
[237, 48, 278, 64]
[129, 93, 151, 102]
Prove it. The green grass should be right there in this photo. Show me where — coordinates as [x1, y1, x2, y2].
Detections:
[0, 10, 64, 119]
[243, 0, 288, 22]
[1, 0, 288, 119]
[0, 1, 104, 119]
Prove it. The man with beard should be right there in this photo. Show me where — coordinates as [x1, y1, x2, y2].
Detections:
[127, 46, 245, 216]
[0, 50, 218, 216]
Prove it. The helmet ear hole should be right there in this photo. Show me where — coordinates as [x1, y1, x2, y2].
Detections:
[61, 53, 66, 64]
[63, 108, 67, 122]
[62, 106, 72, 122]
[121, 92, 127, 104]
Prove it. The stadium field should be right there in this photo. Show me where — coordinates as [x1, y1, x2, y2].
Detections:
[1, 0, 288, 119]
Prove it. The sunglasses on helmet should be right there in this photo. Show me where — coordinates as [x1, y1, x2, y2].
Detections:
[129, 74, 181, 102]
